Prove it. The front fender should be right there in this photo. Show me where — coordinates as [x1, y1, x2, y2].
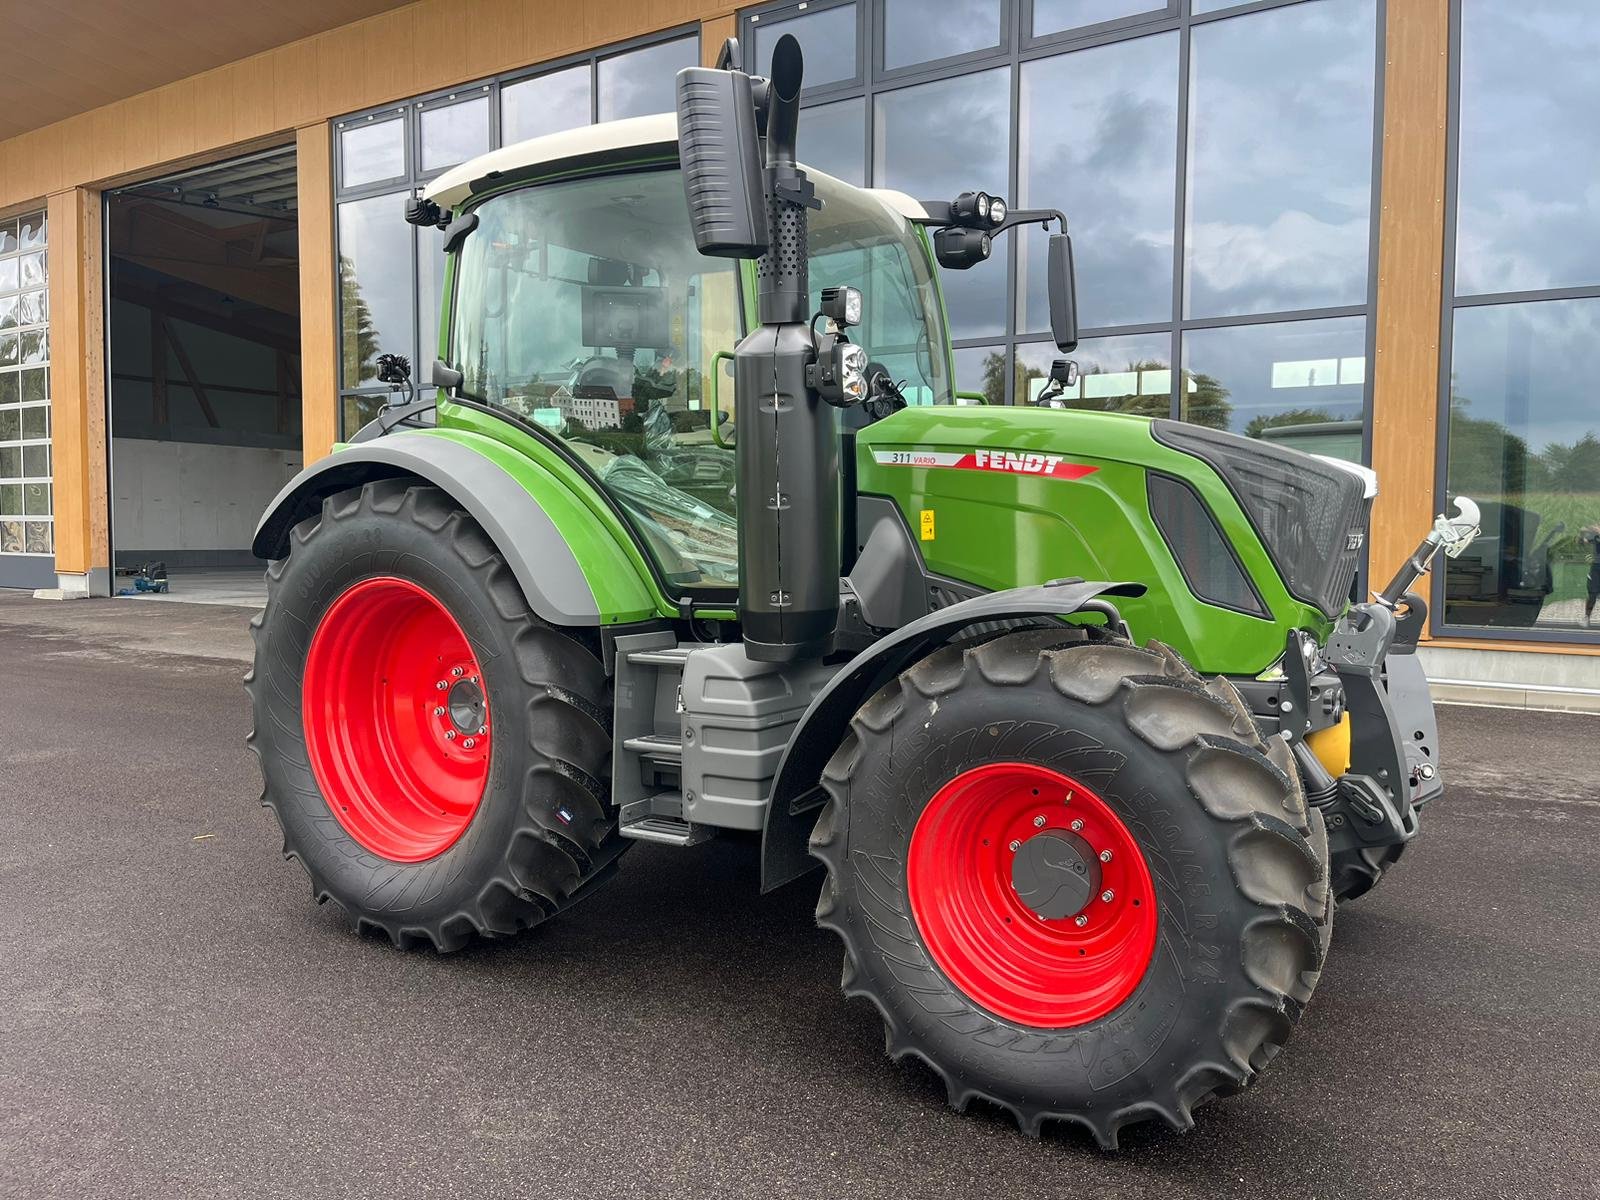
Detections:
[251, 430, 660, 627]
[759, 578, 1145, 892]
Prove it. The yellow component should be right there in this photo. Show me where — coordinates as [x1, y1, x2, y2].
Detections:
[919, 508, 936, 541]
[1305, 715, 1352, 779]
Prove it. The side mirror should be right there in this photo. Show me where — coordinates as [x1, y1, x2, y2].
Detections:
[431, 359, 463, 392]
[675, 64, 769, 258]
[1048, 233, 1079, 353]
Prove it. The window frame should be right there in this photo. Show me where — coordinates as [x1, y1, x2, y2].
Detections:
[740, 0, 1386, 441]
[331, 26, 701, 437]
[1431, 0, 1600, 646]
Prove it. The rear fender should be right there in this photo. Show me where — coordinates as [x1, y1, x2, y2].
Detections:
[251, 430, 660, 627]
[759, 578, 1145, 892]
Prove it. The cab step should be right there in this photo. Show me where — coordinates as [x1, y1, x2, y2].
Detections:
[619, 795, 713, 847]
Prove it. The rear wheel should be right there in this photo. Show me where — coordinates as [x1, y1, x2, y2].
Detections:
[811, 629, 1331, 1147]
[246, 479, 625, 950]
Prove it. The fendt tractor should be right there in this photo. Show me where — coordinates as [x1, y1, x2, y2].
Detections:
[247, 37, 1480, 1146]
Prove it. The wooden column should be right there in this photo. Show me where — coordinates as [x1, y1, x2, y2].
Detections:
[46, 187, 109, 586]
[701, 14, 736, 66]
[296, 121, 338, 464]
[1369, 0, 1451, 629]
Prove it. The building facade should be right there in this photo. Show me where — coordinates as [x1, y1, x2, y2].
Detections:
[1, 0, 1596, 701]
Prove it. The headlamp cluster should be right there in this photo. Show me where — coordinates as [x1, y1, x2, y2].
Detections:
[950, 191, 1008, 229]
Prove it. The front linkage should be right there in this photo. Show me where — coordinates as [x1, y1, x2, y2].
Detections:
[1242, 499, 1481, 898]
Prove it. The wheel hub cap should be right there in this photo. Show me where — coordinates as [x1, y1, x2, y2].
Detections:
[906, 761, 1158, 1028]
[1011, 829, 1101, 920]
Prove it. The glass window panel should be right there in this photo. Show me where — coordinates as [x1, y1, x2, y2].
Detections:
[0, 406, 16, 438]
[20, 330, 45, 365]
[1033, 0, 1165, 37]
[338, 193, 416, 387]
[954, 344, 1003, 400]
[1183, 0, 1376, 318]
[875, 68, 1011, 339]
[0, 484, 17, 514]
[799, 98, 866, 187]
[1180, 317, 1366, 458]
[598, 36, 698, 122]
[23, 482, 49, 517]
[0, 259, 16, 293]
[1019, 332, 1171, 411]
[20, 405, 46, 439]
[0, 447, 16, 477]
[0, 296, 14, 329]
[19, 252, 44, 287]
[340, 119, 405, 189]
[1455, 2, 1600, 296]
[884, 0, 1001, 69]
[24, 521, 50, 554]
[501, 65, 592, 144]
[21, 368, 46, 403]
[1019, 31, 1178, 332]
[341, 393, 386, 438]
[0, 334, 16, 366]
[419, 96, 490, 174]
[0, 378, 14, 408]
[22, 444, 48, 477]
[0, 220, 15, 255]
[1444, 298, 1600, 633]
[753, 4, 857, 87]
[19, 214, 44, 250]
[1, 521, 20, 553]
[17, 290, 45, 326]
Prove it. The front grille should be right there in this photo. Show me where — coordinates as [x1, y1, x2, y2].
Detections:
[1152, 421, 1369, 618]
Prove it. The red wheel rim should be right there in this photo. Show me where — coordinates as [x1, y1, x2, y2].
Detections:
[906, 762, 1157, 1028]
[302, 577, 491, 862]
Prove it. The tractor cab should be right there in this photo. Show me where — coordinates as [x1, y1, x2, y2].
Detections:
[421, 126, 956, 590]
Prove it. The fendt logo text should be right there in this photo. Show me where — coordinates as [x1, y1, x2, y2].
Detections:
[872, 448, 1099, 481]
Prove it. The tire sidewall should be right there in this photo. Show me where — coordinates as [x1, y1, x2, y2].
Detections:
[841, 672, 1246, 1102]
[255, 500, 533, 921]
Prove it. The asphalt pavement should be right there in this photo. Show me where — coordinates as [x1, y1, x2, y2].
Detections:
[1, 592, 1597, 1200]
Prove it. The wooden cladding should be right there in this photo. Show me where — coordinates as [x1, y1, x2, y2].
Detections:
[0, 0, 738, 213]
[1369, 0, 1451, 630]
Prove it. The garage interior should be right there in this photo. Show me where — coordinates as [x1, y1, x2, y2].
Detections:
[106, 146, 300, 605]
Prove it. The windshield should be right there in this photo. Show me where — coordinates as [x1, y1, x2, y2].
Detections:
[450, 165, 949, 590]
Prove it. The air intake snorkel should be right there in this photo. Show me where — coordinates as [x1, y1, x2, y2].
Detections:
[676, 36, 837, 662]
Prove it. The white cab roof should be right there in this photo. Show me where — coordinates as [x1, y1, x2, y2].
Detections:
[424, 111, 930, 223]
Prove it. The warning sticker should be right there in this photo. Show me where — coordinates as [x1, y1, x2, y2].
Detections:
[872, 448, 1098, 480]
[919, 509, 936, 541]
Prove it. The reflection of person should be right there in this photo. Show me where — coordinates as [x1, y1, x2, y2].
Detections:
[1582, 525, 1600, 627]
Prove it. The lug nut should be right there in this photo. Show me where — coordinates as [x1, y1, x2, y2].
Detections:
[1101, 889, 1114, 903]
[452, 666, 465, 677]
[1071, 818, 1084, 832]
[1008, 839, 1021, 852]
[463, 738, 475, 749]
[434, 706, 445, 716]
[1099, 849, 1113, 863]
[436, 681, 447, 690]
[1074, 915, 1088, 927]
[1033, 815, 1046, 828]
[444, 730, 456, 741]
[477, 726, 487, 735]
[470, 676, 479, 684]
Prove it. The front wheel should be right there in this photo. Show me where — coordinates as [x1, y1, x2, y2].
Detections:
[811, 629, 1331, 1147]
[246, 479, 625, 951]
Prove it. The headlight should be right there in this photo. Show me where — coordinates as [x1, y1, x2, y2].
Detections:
[988, 197, 1007, 225]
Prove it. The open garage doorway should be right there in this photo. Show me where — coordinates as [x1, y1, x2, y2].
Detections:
[106, 146, 299, 605]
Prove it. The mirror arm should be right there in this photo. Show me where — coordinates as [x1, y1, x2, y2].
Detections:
[912, 205, 1067, 235]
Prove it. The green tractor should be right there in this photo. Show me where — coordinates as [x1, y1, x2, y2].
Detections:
[248, 37, 1479, 1146]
